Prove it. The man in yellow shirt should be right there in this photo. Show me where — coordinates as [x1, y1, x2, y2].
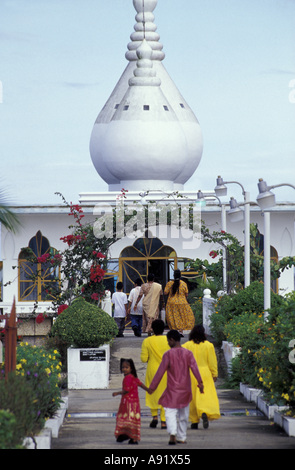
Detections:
[140, 319, 170, 428]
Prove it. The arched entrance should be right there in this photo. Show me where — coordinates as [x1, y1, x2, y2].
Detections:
[103, 230, 200, 295]
[119, 237, 177, 293]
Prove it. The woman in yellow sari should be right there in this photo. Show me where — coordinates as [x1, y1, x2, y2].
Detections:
[140, 319, 170, 428]
[134, 273, 164, 334]
[164, 270, 195, 333]
[183, 325, 221, 429]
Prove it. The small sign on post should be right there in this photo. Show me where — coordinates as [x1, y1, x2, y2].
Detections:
[80, 349, 106, 362]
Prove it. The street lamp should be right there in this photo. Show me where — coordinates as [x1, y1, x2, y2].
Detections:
[215, 176, 251, 288]
[256, 178, 295, 210]
[256, 178, 295, 316]
[228, 197, 244, 222]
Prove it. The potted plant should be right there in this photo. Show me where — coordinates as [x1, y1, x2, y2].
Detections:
[50, 297, 118, 389]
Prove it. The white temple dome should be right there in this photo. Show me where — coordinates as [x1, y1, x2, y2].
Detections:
[89, 0, 203, 191]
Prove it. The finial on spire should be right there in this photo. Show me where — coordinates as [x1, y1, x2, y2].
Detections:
[126, 0, 164, 61]
[129, 39, 161, 86]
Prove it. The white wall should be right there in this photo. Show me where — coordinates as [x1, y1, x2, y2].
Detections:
[1, 203, 295, 314]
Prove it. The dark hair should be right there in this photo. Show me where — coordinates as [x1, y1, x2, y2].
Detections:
[116, 281, 123, 290]
[171, 269, 181, 296]
[148, 273, 155, 282]
[189, 325, 206, 343]
[152, 319, 165, 335]
[120, 358, 137, 377]
[135, 278, 143, 286]
[167, 329, 181, 342]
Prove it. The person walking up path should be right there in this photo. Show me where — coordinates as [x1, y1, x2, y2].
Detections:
[134, 273, 164, 334]
[112, 282, 128, 337]
[113, 358, 150, 444]
[148, 330, 204, 445]
[164, 270, 195, 333]
[140, 319, 170, 429]
[183, 325, 221, 429]
[128, 278, 144, 337]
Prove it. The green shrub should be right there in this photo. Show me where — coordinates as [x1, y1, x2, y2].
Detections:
[0, 409, 24, 449]
[0, 344, 63, 447]
[0, 373, 41, 446]
[224, 312, 268, 388]
[209, 281, 283, 345]
[50, 297, 118, 348]
[255, 300, 295, 406]
[188, 290, 203, 325]
[209, 294, 234, 344]
[221, 292, 295, 410]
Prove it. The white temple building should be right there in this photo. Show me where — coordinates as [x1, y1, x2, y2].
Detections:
[1, 0, 295, 322]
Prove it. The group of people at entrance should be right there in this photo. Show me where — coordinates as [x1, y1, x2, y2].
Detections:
[111, 269, 195, 337]
[113, 319, 221, 445]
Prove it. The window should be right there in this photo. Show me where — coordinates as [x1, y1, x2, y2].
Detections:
[123, 105, 129, 111]
[18, 231, 60, 302]
[163, 105, 169, 111]
[143, 105, 149, 111]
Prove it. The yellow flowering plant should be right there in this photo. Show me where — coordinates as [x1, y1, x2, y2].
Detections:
[15, 342, 62, 421]
[254, 300, 295, 408]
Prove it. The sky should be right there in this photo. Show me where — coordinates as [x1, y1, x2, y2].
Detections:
[0, 0, 295, 207]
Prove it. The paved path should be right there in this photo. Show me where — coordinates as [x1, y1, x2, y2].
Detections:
[52, 332, 295, 450]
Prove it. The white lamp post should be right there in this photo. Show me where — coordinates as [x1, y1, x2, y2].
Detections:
[256, 178, 295, 316]
[215, 176, 251, 288]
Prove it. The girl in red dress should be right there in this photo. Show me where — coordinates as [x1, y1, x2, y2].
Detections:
[113, 358, 149, 444]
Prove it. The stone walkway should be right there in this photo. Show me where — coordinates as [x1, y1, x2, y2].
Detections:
[52, 332, 295, 450]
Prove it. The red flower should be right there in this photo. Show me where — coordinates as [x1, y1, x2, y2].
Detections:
[209, 250, 218, 259]
[37, 253, 50, 263]
[92, 251, 106, 259]
[91, 293, 99, 301]
[90, 265, 105, 283]
[36, 313, 46, 324]
[60, 234, 75, 246]
[57, 304, 68, 315]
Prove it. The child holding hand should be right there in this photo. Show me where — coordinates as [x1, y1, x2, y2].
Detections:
[113, 358, 150, 444]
